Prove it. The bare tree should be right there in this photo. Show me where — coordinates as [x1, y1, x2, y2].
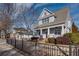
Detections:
[0, 12, 12, 38]
[0, 4, 14, 38]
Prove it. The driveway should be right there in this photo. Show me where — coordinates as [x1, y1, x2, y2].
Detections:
[0, 39, 29, 56]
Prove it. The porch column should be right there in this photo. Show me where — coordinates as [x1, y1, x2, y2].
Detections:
[48, 28, 50, 35]
[48, 28, 50, 38]
[61, 25, 64, 36]
[40, 29, 42, 35]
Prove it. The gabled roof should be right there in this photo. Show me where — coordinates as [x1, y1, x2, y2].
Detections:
[38, 8, 52, 20]
[44, 8, 52, 14]
[35, 8, 70, 29]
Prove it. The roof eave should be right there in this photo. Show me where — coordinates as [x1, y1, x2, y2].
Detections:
[34, 22, 65, 29]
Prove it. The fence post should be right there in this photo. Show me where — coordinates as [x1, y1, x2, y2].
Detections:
[22, 38, 23, 50]
[75, 45, 77, 56]
[69, 34, 72, 56]
[11, 39, 12, 45]
[35, 42, 36, 56]
[69, 45, 72, 56]
[6, 38, 8, 43]
[15, 38, 16, 48]
[35, 42, 37, 55]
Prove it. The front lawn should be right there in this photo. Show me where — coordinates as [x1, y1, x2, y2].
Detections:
[69, 33, 79, 44]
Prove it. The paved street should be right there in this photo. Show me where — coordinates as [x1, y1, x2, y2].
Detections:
[0, 39, 29, 56]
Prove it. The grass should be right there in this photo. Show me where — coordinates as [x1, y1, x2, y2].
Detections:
[64, 33, 79, 44]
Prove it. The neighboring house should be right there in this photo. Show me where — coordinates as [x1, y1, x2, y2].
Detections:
[10, 28, 33, 39]
[34, 8, 78, 38]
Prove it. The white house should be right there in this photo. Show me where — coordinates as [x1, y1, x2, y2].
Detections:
[34, 8, 72, 38]
[10, 28, 33, 40]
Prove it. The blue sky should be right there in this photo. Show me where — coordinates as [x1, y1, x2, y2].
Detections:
[0, 3, 79, 29]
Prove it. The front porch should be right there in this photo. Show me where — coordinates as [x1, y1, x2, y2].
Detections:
[35, 24, 65, 38]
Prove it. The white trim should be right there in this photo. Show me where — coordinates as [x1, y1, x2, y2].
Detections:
[40, 29, 42, 35]
[37, 8, 52, 20]
[48, 28, 50, 35]
[61, 24, 65, 35]
[43, 8, 52, 13]
[35, 24, 65, 30]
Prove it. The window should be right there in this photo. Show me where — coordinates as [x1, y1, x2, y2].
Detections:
[42, 18, 49, 24]
[50, 26, 62, 35]
[55, 27, 62, 35]
[36, 30, 40, 35]
[42, 29, 48, 34]
[50, 28, 55, 34]
[39, 20, 42, 25]
[49, 16, 55, 22]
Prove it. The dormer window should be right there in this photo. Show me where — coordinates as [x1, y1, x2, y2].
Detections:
[38, 8, 52, 20]
[42, 18, 49, 24]
[49, 16, 55, 22]
[38, 8, 56, 25]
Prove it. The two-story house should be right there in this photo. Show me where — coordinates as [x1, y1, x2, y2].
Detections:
[34, 8, 74, 38]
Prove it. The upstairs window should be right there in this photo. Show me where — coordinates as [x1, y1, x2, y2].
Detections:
[49, 16, 55, 23]
[42, 18, 49, 24]
[36, 30, 40, 35]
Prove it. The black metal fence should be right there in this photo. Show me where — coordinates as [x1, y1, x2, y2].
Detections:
[6, 38, 79, 56]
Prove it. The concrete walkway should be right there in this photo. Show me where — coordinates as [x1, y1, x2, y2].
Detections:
[0, 39, 28, 56]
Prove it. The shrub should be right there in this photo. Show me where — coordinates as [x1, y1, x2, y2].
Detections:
[48, 37, 55, 43]
[64, 33, 72, 38]
[64, 33, 79, 44]
[45, 39, 49, 43]
[70, 33, 79, 44]
[56, 36, 71, 45]
[45, 33, 79, 45]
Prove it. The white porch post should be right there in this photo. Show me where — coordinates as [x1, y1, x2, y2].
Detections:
[48, 28, 50, 37]
[61, 25, 64, 36]
[40, 29, 42, 35]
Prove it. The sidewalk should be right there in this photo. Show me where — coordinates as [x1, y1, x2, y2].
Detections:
[0, 39, 28, 56]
